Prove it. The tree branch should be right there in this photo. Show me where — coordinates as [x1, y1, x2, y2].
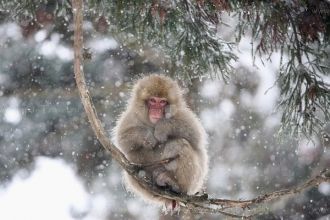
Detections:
[72, 0, 330, 218]
[208, 169, 330, 209]
[287, 9, 302, 64]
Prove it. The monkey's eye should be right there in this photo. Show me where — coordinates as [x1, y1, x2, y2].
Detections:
[149, 98, 157, 104]
[160, 100, 168, 105]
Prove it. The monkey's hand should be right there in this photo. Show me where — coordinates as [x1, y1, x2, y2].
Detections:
[154, 121, 171, 143]
[153, 168, 180, 194]
[143, 130, 158, 149]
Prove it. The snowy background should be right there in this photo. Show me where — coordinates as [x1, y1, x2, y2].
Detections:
[0, 8, 329, 220]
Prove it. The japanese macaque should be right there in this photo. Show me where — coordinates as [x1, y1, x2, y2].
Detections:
[113, 74, 208, 210]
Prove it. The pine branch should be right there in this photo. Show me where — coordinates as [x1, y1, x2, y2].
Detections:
[72, 0, 330, 218]
[287, 9, 302, 64]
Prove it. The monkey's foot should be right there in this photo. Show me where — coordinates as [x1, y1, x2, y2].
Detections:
[154, 171, 180, 193]
[162, 200, 180, 215]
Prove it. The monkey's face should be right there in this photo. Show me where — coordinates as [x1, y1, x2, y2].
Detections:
[131, 74, 184, 124]
[147, 96, 168, 124]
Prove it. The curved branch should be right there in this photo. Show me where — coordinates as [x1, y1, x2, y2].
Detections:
[72, 0, 128, 168]
[72, 0, 330, 218]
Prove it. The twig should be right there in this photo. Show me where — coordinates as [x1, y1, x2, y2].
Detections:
[72, 0, 330, 218]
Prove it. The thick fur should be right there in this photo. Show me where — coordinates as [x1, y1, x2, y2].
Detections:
[113, 74, 208, 206]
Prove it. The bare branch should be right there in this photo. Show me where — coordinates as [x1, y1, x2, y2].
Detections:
[209, 168, 330, 209]
[72, 0, 330, 218]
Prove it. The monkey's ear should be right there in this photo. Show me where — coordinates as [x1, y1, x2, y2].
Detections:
[165, 104, 177, 119]
[167, 88, 177, 104]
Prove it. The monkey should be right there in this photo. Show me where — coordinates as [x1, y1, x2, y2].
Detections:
[113, 74, 208, 210]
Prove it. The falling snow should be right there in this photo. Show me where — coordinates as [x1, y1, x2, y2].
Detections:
[0, 2, 329, 220]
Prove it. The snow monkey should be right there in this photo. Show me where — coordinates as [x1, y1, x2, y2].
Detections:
[114, 74, 208, 210]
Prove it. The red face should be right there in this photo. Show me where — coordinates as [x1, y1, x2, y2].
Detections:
[147, 96, 168, 124]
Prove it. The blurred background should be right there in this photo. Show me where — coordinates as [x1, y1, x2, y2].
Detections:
[0, 1, 329, 220]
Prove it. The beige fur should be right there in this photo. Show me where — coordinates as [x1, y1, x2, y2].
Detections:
[113, 74, 208, 207]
